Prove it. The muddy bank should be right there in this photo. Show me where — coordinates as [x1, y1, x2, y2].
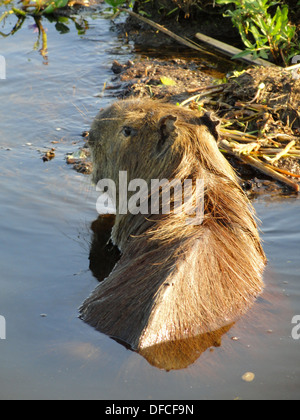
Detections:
[119, 5, 241, 50]
[68, 54, 299, 197]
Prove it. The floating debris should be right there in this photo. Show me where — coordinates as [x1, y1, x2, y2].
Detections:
[242, 372, 255, 382]
[231, 336, 240, 341]
[42, 148, 56, 162]
[66, 148, 89, 164]
[66, 147, 92, 174]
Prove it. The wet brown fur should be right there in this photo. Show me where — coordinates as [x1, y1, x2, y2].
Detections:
[80, 99, 266, 350]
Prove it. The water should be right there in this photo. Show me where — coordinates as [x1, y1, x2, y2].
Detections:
[0, 4, 300, 401]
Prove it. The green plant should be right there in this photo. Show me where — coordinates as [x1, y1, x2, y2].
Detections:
[0, 0, 68, 18]
[216, 0, 300, 65]
[43, 0, 69, 14]
[104, 0, 133, 13]
[0, 0, 89, 62]
[104, 0, 128, 8]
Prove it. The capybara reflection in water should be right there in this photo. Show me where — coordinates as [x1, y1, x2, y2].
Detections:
[80, 99, 266, 350]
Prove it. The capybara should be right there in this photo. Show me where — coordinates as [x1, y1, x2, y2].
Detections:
[80, 99, 266, 350]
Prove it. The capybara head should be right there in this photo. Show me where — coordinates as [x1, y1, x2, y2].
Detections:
[82, 98, 266, 351]
[88, 99, 236, 201]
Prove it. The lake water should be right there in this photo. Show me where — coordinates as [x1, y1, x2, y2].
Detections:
[0, 3, 299, 400]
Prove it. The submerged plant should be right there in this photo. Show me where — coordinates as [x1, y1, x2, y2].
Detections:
[0, 0, 89, 62]
[0, 0, 90, 17]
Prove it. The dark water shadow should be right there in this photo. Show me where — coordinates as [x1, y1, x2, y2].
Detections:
[88, 214, 121, 282]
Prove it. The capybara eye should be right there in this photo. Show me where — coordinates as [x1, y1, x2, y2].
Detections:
[122, 126, 134, 137]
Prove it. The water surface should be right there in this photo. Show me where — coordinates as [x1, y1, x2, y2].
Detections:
[0, 4, 299, 400]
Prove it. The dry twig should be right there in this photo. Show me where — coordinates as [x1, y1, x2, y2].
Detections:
[220, 139, 300, 192]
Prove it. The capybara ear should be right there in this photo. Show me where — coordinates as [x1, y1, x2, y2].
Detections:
[156, 115, 178, 155]
[198, 112, 220, 142]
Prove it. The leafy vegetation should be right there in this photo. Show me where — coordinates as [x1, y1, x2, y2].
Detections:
[103, 0, 300, 65]
[104, 0, 130, 9]
[215, 0, 300, 65]
[0, 0, 69, 16]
